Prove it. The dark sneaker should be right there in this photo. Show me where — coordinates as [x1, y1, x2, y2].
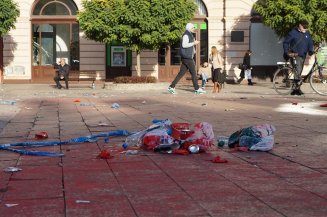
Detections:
[291, 89, 304, 96]
[297, 89, 304, 95]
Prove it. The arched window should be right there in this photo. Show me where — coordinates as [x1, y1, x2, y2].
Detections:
[33, 0, 77, 15]
[195, 0, 208, 16]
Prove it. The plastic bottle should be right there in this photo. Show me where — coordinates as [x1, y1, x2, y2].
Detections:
[217, 136, 229, 147]
[124, 131, 144, 147]
[0, 100, 16, 105]
[125, 150, 138, 155]
[92, 83, 95, 89]
[80, 103, 94, 106]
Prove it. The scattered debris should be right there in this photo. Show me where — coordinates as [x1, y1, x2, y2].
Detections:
[125, 150, 138, 155]
[3, 167, 22, 173]
[97, 150, 113, 159]
[228, 124, 276, 151]
[80, 103, 95, 106]
[217, 136, 229, 147]
[35, 132, 48, 139]
[0, 130, 129, 156]
[188, 145, 200, 153]
[211, 156, 228, 163]
[111, 103, 120, 109]
[0, 100, 16, 105]
[75, 200, 90, 204]
[5, 204, 19, 207]
[98, 122, 109, 126]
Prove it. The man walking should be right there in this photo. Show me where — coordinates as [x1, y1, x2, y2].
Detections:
[283, 19, 314, 95]
[168, 23, 205, 94]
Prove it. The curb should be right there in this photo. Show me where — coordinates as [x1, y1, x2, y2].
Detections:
[103, 82, 170, 90]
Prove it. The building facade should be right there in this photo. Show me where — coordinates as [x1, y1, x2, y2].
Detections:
[1, 0, 284, 83]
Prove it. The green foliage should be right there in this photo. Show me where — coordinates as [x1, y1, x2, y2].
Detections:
[253, 0, 327, 45]
[78, 0, 197, 53]
[113, 76, 157, 83]
[0, 0, 20, 37]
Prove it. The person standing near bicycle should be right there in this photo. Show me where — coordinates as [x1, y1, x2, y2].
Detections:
[283, 19, 314, 95]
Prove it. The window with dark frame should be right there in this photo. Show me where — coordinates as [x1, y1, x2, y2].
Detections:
[231, 31, 244, 42]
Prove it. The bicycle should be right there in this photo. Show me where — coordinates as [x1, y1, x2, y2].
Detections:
[273, 47, 327, 95]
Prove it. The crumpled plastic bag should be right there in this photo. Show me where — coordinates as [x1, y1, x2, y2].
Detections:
[184, 122, 214, 151]
[228, 124, 276, 151]
[142, 128, 175, 150]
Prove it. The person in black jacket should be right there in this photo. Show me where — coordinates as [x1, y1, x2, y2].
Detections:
[167, 23, 205, 94]
[243, 50, 253, 85]
[283, 19, 314, 95]
[54, 58, 70, 89]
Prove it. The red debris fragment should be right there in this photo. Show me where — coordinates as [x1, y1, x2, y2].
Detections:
[73, 99, 81, 102]
[233, 147, 249, 152]
[292, 102, 298, 105]
[320, 103, 327, 107]
[97, 150, 113, 159]
[212, 156, 228, 163]
[172, 149, 189, 155]
[35, 132, 48, 139]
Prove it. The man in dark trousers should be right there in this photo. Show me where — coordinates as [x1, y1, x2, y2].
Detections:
[167, 23, 205, 94]
[54, 58, 70, 89]
[283, 19, 314, 95]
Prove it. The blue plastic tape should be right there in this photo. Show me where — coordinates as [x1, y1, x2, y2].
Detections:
[0, 130, 130, 157]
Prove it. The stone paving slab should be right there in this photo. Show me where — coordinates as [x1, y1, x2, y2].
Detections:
[0, 82, 326, 216]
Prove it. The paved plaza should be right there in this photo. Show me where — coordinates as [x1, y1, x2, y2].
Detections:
[0, 81, 326, 217]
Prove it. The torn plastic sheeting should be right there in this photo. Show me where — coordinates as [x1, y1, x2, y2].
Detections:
[0, 130, 130, 157]
[228, 124, 276, 151]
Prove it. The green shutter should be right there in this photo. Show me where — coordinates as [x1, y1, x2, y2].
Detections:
[106, 44, 111, 66]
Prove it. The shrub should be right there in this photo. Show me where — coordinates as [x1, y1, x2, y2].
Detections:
[114, 76, 157, 83]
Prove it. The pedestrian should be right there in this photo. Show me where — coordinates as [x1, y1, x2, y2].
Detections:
[198, 62, 211, 89]
[242, 50, 253, 85]
[209, 46, 224, 93]
[283, 19, 314, 95]
[167, 23, 205, 94]
[54, 58, 70, 89]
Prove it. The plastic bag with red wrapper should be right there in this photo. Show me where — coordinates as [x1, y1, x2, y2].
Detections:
[171, 122, 215, 151]
[180, 122, 214, 151]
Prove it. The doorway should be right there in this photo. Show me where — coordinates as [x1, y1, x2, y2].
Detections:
[32, 23, 79, 82]
[31, 0, 79, 83]
[158, 0, 208, 82]
[158, 21, 208, 82]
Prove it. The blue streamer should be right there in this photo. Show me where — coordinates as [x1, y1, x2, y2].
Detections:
[0, 130, 130, 157]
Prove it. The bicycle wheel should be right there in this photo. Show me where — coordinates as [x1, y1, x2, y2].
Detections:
[310, 66, 327, 96]
[273, 66, 295, 95]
